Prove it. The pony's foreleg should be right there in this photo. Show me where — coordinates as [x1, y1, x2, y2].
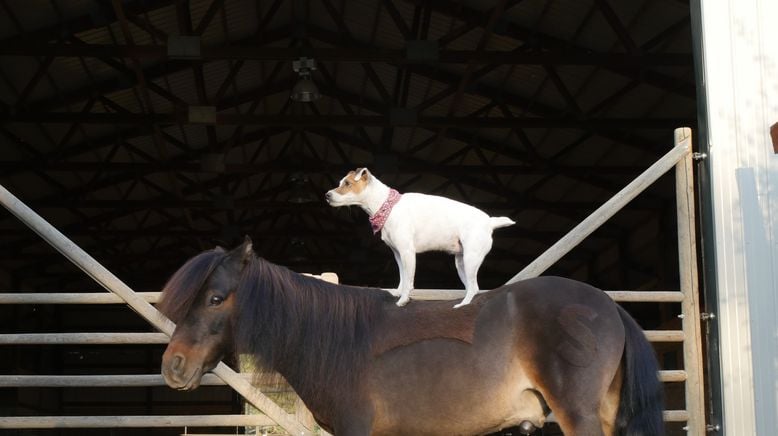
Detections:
[332, 411, 373, 436]
[333, 424, 371, 436]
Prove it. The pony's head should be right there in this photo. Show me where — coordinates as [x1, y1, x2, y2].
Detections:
[158, 237, 253, 390]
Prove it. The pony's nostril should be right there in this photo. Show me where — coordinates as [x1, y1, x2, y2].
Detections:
[171, 354, 185, 372]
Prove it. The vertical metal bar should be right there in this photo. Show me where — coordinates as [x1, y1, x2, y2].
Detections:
[688, 0, 723, 429]
[674, 127, 706, 433]
[0, 184, 312, 436]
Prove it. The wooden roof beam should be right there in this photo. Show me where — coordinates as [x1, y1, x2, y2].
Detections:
[2, 112, 692, 129]
[0, 43, 693, 67]
[398, 0, 695, 98]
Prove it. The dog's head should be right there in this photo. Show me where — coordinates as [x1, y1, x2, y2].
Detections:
[325, 168, 372, 207]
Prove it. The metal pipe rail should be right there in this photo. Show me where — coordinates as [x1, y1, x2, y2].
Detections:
[409, 289, 685, 302]
[0, 289, 684, 304]
[0, 374, 262, 388]
[0, 415, 274, 429]
[0, 370, 690, 388]
[0, 410, 692, 429]
[0, 332, 169, 344]
[0, 330, 687, 345]
[0, 292, 160, 304]
[546, 410, 689, 425]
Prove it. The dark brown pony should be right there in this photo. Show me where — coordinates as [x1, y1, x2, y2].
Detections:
[159, 238, 664, 436]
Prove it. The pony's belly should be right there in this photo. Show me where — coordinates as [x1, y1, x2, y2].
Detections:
[368, 339, 546, 435]
[371, 379, 546, 435]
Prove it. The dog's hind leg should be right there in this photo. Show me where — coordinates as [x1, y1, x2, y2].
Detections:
[454, 253, 466, 287]
[453, 234, 492, 308]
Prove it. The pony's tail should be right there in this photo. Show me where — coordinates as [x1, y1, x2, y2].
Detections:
[615, 305, 665, 436]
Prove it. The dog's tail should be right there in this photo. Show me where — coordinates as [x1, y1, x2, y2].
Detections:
[490, 217, 515, 229]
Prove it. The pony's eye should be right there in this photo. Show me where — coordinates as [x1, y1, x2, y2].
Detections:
[209, 295, 224, 306]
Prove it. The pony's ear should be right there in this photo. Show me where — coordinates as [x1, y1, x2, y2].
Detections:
[227, 236, 254, 266]
[354, 167, 371, 182]
[239, 236, 254, 263]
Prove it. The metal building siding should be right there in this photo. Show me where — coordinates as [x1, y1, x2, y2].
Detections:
[699, 0, 778, 434]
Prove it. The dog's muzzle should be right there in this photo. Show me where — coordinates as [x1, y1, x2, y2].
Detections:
[325, 191, 335, 204]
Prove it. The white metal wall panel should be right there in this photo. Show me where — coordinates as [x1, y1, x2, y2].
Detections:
[699, 0, 778, 433]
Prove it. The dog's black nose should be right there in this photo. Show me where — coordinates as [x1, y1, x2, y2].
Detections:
[325, 191, 332, 201]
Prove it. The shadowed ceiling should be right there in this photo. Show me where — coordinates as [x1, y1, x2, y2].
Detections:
[0, 0, 697, 293]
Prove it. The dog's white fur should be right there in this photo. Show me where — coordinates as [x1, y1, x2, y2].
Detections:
[326, 168, 515, 308]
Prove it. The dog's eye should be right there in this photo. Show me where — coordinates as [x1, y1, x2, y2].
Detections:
[344, 181, 351, 186]
[209, 295, 224, 306]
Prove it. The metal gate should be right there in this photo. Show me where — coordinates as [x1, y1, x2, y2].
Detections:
[0, 127, 705, 434]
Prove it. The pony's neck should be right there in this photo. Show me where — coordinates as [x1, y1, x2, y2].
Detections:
[238, 258, 384, 412]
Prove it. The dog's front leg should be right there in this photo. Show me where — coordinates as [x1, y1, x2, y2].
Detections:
[395, 249, 416, 307]
[389, 247, 404, 297]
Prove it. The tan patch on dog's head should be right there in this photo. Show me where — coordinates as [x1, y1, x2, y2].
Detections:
[333, 168, 371, 195]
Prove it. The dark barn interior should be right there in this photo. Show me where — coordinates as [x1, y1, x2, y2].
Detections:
[0, 0, 697, 434]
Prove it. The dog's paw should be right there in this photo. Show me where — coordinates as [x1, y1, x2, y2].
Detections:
[396, 296, 410, 307]
[453, 301, 469, 309]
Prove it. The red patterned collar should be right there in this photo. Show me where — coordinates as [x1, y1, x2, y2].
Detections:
[369, 189, 402, 234]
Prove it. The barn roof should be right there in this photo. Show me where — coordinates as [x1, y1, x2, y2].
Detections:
[0, 0, 696, 292]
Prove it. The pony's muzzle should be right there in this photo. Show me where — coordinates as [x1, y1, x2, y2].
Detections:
[161, 351, 201, 390]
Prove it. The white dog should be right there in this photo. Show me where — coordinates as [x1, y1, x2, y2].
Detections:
[325, 168, 515, 308]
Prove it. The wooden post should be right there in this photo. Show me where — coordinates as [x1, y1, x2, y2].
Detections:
[505, 140, 691, 283]
[674, 127, 706, 433]
[0, 184, 312, 436]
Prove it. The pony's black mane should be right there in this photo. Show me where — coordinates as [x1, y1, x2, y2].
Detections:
[235, 256, 393, 407]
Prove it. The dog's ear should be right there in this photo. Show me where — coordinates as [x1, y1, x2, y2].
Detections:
[354, 167, 371, 182]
